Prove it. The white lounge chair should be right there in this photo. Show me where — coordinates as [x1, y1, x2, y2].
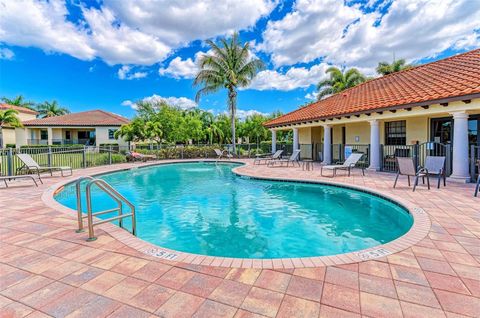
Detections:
[214, 149, 233, 160]
[320, 153, 364, 177]
[254, 149, 283, 165]
[267, 150, 301, 167]
[16, 153, 72, 181]
[393, 157, 429, 192]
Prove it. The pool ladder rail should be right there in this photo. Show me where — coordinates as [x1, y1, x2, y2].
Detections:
[75, 176, 137, 242]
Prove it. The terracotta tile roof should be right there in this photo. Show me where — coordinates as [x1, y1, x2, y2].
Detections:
[0, 103, 38, 115]
[264, 49, 480, 127]
[22, 110, 130, 127]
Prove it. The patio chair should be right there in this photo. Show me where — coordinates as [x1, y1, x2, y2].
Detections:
[16, 153, 72, 181]
[320, 153, 365, 177]
[254, 149, 283, 165]
[393, 157, 430, 192]
[421, 156, 446, 189]
[267, 149, 301, 167]
[214, 149, 233, 160]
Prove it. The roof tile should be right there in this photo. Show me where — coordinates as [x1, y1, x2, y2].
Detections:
[265, 49, 480, 127]
[22, 110, 129, 127]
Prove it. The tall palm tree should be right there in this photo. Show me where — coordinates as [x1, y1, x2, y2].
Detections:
[194, 32, 264, 153]
[376, 59, 412, 76]
[317, 67, 366, 100]
[37, 100, 70, 118]
[1, 95, 36, 110]
[0, 109, 22, 148]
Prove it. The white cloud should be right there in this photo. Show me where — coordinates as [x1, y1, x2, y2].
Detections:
[0, 0, 277, 66]
[117, 65, 148, 80]
[248, 63, 329, 91]
[236, 109, 269, 120]
[122, 94, 197, 110]
[0, 47, 14, 60]
[259, 0, 480, 69]
[105, 0, 277, 47]
[158, 51, 210, 79]
[0, 0, 95, 60]
[305, 91, 319, 100]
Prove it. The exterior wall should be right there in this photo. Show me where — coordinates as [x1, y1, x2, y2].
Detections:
[345, 122, 370, 144]
[311, 126, 323, 144]
[17, 112, 36, 122]
[95, 127, 128, 147]
[1, 128, 16, 145]
[332, 125, 343, 144]
[406, 117, 428, 144]
[298, 127, 311, 144]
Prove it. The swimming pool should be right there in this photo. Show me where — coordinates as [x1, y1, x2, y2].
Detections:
[55, 162, 413, 259]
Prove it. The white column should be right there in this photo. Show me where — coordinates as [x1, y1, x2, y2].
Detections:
[271, 130, 277, 153]
[449, 112, 470, 182]
[368, 120, 381, 171]
[322, 125, 332, 164]
[47, 127, 53, 146]
[293, 128, 299, 151]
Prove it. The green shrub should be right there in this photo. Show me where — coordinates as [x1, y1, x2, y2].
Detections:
[5, 144, 16, 148]
[20, 144, 84, 148]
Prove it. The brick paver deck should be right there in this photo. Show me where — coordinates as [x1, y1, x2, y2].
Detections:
[0, 160, 478, 317]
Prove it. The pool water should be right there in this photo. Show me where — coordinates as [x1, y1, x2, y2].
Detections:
[55, 162, 413, 259]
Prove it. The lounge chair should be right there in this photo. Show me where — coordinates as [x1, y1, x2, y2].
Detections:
[393, 157, 429, 192]
[0, 162, 41, 187]
[254, 149, 283, 165]
[126, 151, 157, 162]
[214, 149, 233, 160]
[320, 153, 365, 177]
[16, 153, 72, 180]
[267, 149, 301, 167]
[421, 156, 446, 188]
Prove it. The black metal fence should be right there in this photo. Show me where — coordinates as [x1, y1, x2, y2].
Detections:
[471, 145, 479, 181]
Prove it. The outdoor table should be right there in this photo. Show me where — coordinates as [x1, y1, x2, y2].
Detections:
[302, 159, 314, 171]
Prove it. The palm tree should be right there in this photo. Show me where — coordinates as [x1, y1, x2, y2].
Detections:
[317, 67, 366, 100]
[194, 32, 264, 153]
[37, 100, 70, 118]
[206, 122, 224, 144]
[376, 59, 412, 76]
[1, 95, 36, 110]
[0, 109, 22, 148]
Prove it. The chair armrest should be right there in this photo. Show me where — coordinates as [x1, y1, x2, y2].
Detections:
[335, 161, 343, 164]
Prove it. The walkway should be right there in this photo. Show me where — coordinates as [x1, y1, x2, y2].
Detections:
[0, 160, 478, 317]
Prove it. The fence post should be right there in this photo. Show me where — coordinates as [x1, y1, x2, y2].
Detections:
[414, 142, 419, 169]
[181, 147, 184, 159]
[149, 143, 153, 151]
[446, 144, 452, 176]
[379, 145, 383, 171]
[108, 145, 112, 165]
[82, 146, 87, 168]
[470, 145, 475, 182]
[47, 146, 52, 167]
[7, 148, 13, 176]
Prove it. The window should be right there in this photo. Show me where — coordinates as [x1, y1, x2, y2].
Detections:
[40, 130, 48, 140]
[385, 121, 406, 145]
[65, 131, 71, 140]
[108, 129, 117, 140]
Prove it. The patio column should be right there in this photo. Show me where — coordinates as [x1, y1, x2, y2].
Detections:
[368, 119, 381, 171]
[293, 128, 299, 151]
[47, 127, 53, 146]
[449, 112, 470, 182]
[322, 125, 332, 164]
[271, 129, 277, 153]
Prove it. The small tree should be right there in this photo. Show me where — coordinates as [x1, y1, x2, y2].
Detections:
[0, 109, 22, 148]
[376, 59, 412, 76]
[317, 67, 366, 100]
[37, 100, 70, 118]
[1, 95, 36, 110]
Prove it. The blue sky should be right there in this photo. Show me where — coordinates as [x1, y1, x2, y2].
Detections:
[0, 0, 479, 119]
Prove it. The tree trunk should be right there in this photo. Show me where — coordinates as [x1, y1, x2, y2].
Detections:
[228, 88, 237, 154]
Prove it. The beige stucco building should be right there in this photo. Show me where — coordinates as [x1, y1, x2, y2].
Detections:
[265, 49, 480, 182]
[0, 104, 38, 147]
[7, 109, 129, 148]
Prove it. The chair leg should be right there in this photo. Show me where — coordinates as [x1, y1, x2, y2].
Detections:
[422, 176, 425, 184]
[426, 174, 430, 190]
[3, 179, 8, 188]
[437, 175, 441, 189]
[393, 172, 400, 188]
[475, 176, 480, 197]
[407, 175, 411, 187]
[413, 175, 419, 192]
[362, 167, 365, 176]
[443, 173, 446, 187]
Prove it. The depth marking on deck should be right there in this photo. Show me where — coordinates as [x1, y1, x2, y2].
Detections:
[356, 248, 392, 260]
[144, 248, 178, 260]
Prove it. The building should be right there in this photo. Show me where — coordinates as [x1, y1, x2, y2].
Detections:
[0, 104, 38, 147]
[14, 110, 130, 147]
[264, 49, 480, 182]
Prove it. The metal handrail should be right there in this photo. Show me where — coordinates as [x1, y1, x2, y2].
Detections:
[74, 176, 136, 241]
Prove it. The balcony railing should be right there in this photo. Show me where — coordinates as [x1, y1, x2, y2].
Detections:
[28, 139, 95, 146]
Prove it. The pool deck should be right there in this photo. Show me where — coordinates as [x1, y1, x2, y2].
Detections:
[1, 159, 479, 318]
